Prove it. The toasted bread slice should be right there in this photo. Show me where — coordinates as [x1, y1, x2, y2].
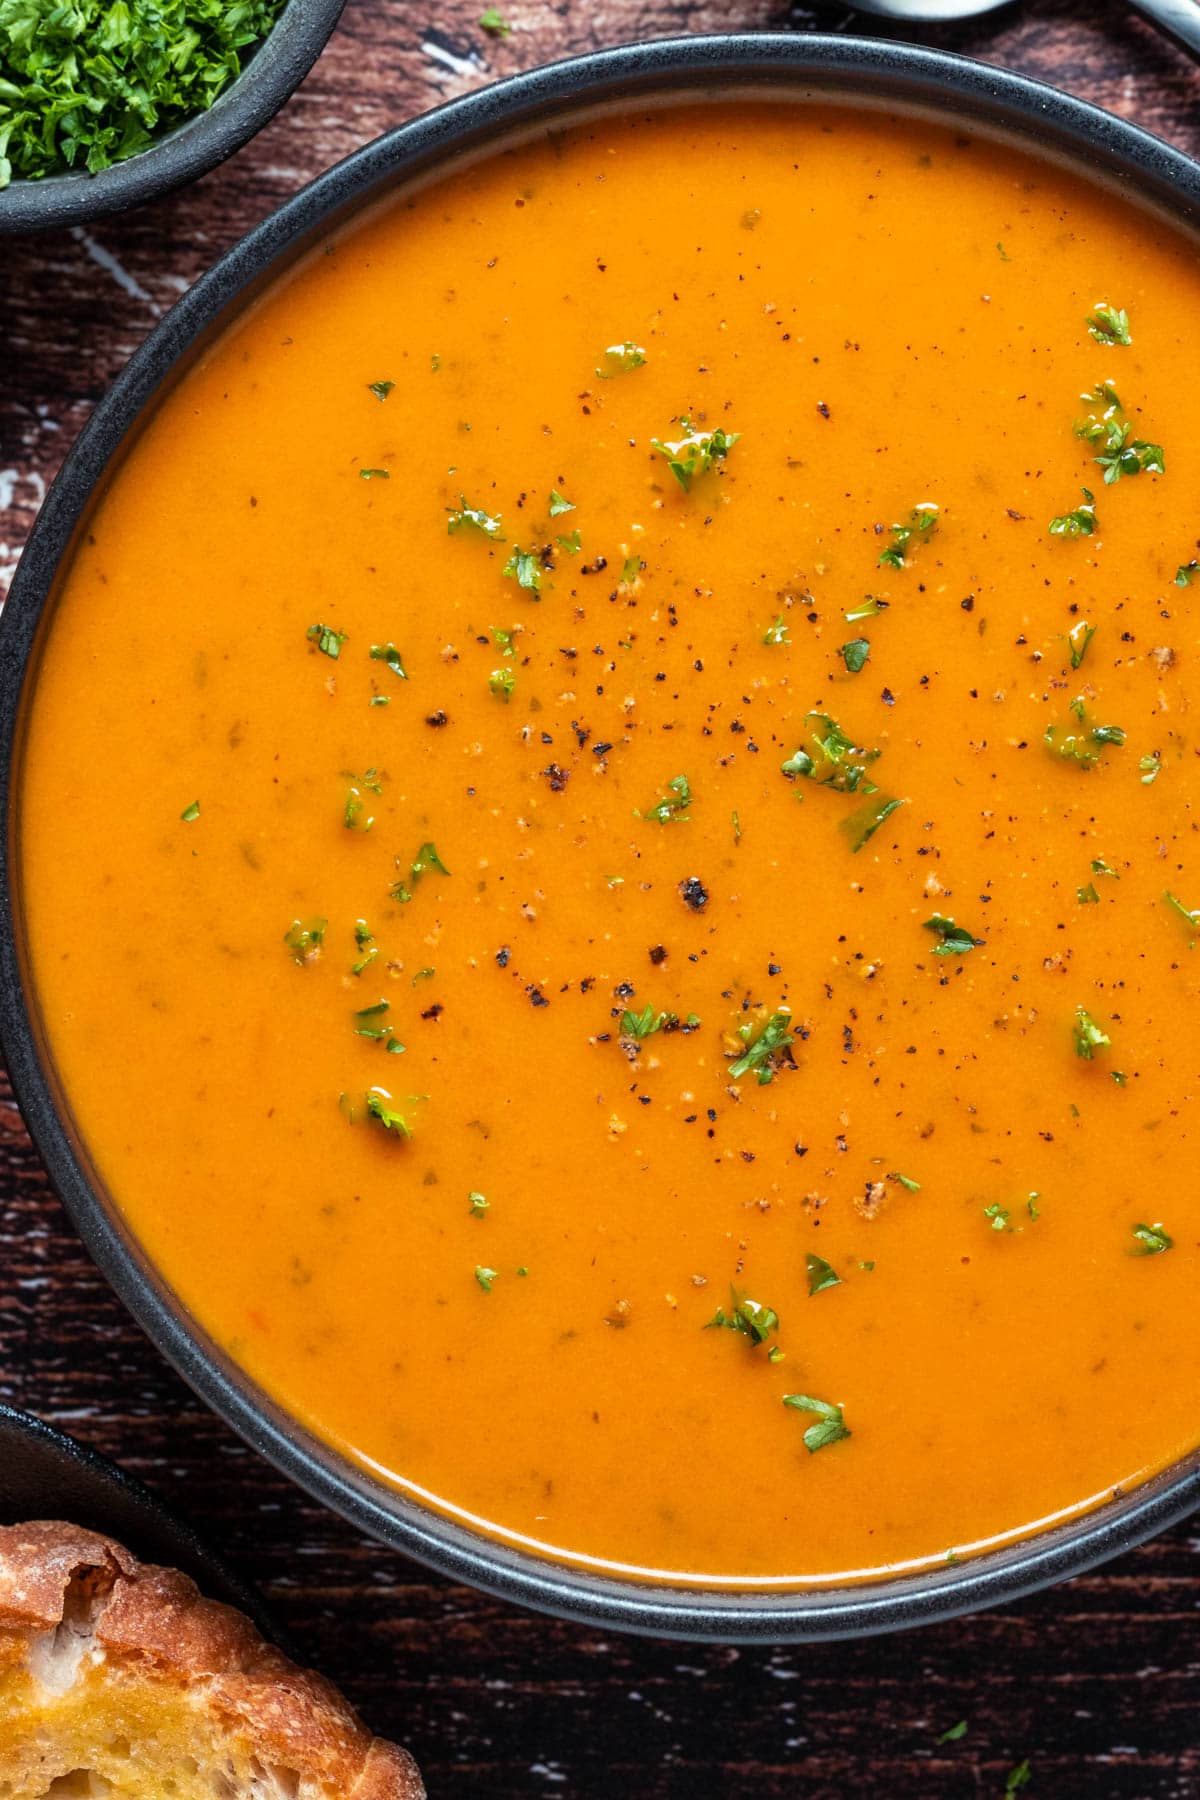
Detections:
[0, 1520, 424, 1799]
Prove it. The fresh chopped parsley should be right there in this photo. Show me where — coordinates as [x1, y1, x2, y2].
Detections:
[548, 489, 575, 517]
[641, 773, 692, 823]
[763, 614, 790, 646]
[1087, 302, 1131, 346]
[706, 1292, 779, 1346]
[180, 800, 200, 822]
[728, 1010, 793, 1085]
[1139, 750, 1162, 785]
[781, 712, 880, 795]
[1091, 858, 1119, 878]
[805, 1253, 841, 1297]
[983, 1202, 1011, 1232]
[879, 504, 938, 569]
[1044, 699, 1125, 768]
[353, 999, 404, 1055]
[478, 5, 510, 33]
[343, 767, 382, 832]
[596, 342, 647, 377]
[1077, 883, 1100, 904]
[368, 380, 395, 402]
[620, 1003, 678, 1040]
[307, 623, 347, 659]
[1049, 487, 1097, 538]
[1131, 1221, 1173, 1256]
[888, 1171, 921, 1192]
[369, 642, 407, 680]
[782, 1392, 851, 1454]
[489, 666, 515, 701]
[845, 595, 887, 624]
[364, 1090, 412, 1138]
[390, 839, 451, 903]
[651, 417, 740, 491]
[447, 498, 502, 538]
[620, 553, 641, 584]
[1073, 1006, 1111, 1060]
[284, 918, 326, 964]
[0, 0, 289, 186]
[558, 529, 583, 555]
[841, 792, 904, 853]
[503, 546, 542, 594]
[1177, 559, 1200, 587]
[841, 637, 870, 673]
[352, 921, 376, 976]
[469, 1191, 490, 1217]
[936, 1721, 968, 1745]
[1163, 890, 1200, 940]
[923, 915, 980, 956]
[359, 468, 389, 480]
[1066, 620, 1095, 669]
[1075, 387, 1163, 483]
[475, 1264, 498, 1291]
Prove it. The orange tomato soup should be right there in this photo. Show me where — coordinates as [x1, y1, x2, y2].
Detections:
[17, 102, 1200, 1584]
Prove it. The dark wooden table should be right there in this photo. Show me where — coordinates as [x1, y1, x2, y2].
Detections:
[3, 2, 1199, 1793]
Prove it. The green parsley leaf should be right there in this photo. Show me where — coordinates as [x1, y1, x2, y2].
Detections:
[503, 546, 542, 594]
[841, 637, 870, 674]
[368, 380, 395, 402]
[343, 767, 382, 832]
[1073, 1006, 1111, 1060]
[1044, 699, 1125, 768]
[763, 614, 790, 646]
[447, 498, 503, 538]
[781, 712, 880, 795]
[640, 773, 692, 823]
[1077, 883, 1100, 904]
[1049, 487, 1097, 537]
[983, 1202, 1011, 1232]
[620, 553, 641, 584]
[469, 1191, 490, 1217]
[845, 595, 888, 624]
[620, 1003, 671, 1040]
[390, 839, 451, 904]
[1163, 890, 1200, 940]
[596, 342, 647, 377]
[548, 489, 575, 517]
[180, 800, 200, 823]
[936, 1721, 968, 1745]
[706, 1292, 779, 1346]
[728, 1010, 793, 1085]
[478, 4, 510, 32]
[923, 914, 980, 956]
[1131, 1220, 1173, 1256]
[359, 467, 389, 480]
[307, 623, 347, 659]
[1091, 858, 1119, 878]
[805, 1253, 841, 1297]
[489, 667, 515, 701]
[352, 921, 376, 976]
[284, 918, 326, 964]
[888, 1171, 921, 1192]
[368, 641, 407, 680]
[557, 529, 583, 555]
[1087, 302, 1131, 346]
[352, 999, 404, 1055]
[475, 1264, 498, 1291]
[841, 792, 904, 853]
[1139, 750, 1162, 785]
[879, 504, 938, 569]
[1176, 559, 1200, 587]
[364, 1089, 413, 1138]
[651, 417, 740, 491]
[782, 1392, 851, 1454]
[1004, 1759, 1032, 1796]
[1066, 620, 1095, 669]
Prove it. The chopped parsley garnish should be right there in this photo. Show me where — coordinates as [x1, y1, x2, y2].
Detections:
[841, 792, 904, 853]
[620, 1003, 670, 1040]
[1073, 1006, 1111, 1060]
[503, 546, 542, 593]
[307, 622, 347, 659]
[1049, 487, 1097, 537]
[368, 380, 395, 402]
[651, 417, 740, 491]
[1087, 302, 1131, 346]
[489, 666, 515, 701]
[1139, 750, 1162, 785]
[364, 1090, 412, 1138]
[706, 1292, 779, 1346]
[1044, 698, 1125, 768]
[353, 1000, 405, 1055]
[1077, 883, 1100, 904]
[0, 0, 288, 186]
[596, 342, 647, 377]
[923, 915, 980, 956]
[180, 800, 200, 822]
[1091, 857, 1119, 878]
[1075, 386, 1163, 483]
[1004, 1760, 1032, 1797]
[1163, 890, 1200, 939]
[447, 498, 502, 538]
[727, 1010, 793, 1085]
[888, 1171, 921, 1192]
[343, 767, 382, 832]
[936, 1722, 968, 1745]
[359, 468, 389, 480]
[478, 4, 510, 32]
[352, 921, 376, 976]
[781, 712, 880, 794]
[475, 1265, 498, 1292]
[1177, 559, 1200, 587]
[369, 642, 407, 680]
[841, 637, 870, 673]
[469, 1191, 490, 1217]
[805, 1253, 841, 1297]
[641, 773, 692, 823]
[390, 839, 451, 903]
[1066, 620, 1095, 669]
[1131, 1221, 1173, 1256]
[620, 553, 641, 584]
[879, 504, 938, 569]
[284, 918, 326, 965]
[983, 1202, 1011, 1232]
[782, 1392, 851, 1454]
[763, 614, 790, 646]
[845, 595, 887, 624]
[557, 528, 583, 556]
[548, 489, 575, 517]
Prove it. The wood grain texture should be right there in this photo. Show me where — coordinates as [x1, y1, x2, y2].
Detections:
[2, 3, 1199, 1793]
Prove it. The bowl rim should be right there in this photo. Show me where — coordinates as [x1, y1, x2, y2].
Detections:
[3, 31, 1199, 1643]
[0, 0, 347, 233]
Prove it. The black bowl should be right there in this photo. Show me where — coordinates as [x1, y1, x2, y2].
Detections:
[0, 1404, 283, 1641]
[2, 34, 1199, 1642]
[0, 0, 345, 233]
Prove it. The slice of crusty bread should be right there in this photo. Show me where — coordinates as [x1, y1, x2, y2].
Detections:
[0, 1520, 424, 1799]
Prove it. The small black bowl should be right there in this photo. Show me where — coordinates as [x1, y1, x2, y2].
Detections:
[0, 0, 346, 234]
[3, 33, 1200, 1642]
[0, 1404, 283, 1642]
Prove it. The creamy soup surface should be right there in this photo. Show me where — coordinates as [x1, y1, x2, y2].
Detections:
[19, 102, 1200, 1584]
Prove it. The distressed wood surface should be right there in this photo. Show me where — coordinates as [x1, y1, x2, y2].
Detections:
[2, 2, 1200, 1794]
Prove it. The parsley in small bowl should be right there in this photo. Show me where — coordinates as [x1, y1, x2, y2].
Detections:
[0, 0, 346, 230]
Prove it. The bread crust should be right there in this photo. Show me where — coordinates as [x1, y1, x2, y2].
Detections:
[0, 1519, 424, 1798]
